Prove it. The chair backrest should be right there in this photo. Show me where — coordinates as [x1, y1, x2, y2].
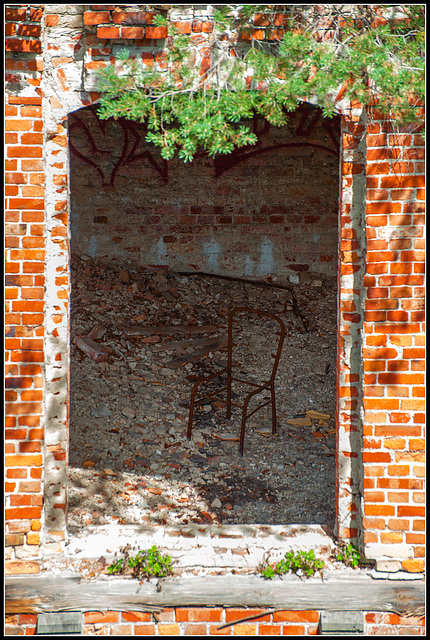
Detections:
[226, 307, 286, 384]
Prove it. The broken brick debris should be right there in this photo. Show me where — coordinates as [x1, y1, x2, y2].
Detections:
[73, 335, 110, 362]
[68, 254, 337, 529]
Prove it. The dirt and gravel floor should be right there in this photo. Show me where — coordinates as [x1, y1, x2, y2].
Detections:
[68, 254, 338, 534]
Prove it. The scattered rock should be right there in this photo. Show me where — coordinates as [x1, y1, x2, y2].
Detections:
[68, 256, 337, 529]
[91, 404, 112, 418]
[73, 335, 110, 362]
[299, 271, 312, 284]
[306, 409, 331, 420]
[287, 416, 312, 427]
[146, 487, 163, 495]
[121, 407, 136, 419]
[88, 324, 107, 340]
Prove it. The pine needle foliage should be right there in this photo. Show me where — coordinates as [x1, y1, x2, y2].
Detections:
[95, 4, 425, 162]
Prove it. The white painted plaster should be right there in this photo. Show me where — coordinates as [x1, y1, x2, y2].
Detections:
[365, 543, 413, 559]
[203, 237, 221, 272]
[87, 235, 98, 258]
[147, 237, 169, 265]
[338, 431, 361, 453]
[63, 523, 336, 573]
[256, 236, 276, 276]
[244, 255, 254, 276]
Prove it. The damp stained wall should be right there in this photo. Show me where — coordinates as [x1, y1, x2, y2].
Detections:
[69, 105, 340, 278]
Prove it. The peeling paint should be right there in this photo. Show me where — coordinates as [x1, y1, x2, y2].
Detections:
[256, 236, 276, 276]
[203, 237, 221, 273]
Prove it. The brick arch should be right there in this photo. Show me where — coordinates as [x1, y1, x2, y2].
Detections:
[214, 140, 339, 178]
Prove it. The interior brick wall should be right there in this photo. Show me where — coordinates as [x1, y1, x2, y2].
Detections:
[4, 3, 425, 626]
[68, 104, 340, 278]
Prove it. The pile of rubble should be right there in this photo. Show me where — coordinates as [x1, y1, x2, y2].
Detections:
[68, 254, 337, 533]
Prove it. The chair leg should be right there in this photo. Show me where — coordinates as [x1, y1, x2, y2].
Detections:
[187, 383, 199, 439]
[271, 383, 277, 435]
[226, 369, 232, 420]
[187, 401, 194, 440]
[239, 395, 251, 456]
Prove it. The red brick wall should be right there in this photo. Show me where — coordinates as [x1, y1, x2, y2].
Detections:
[4, 0, 425, 597]
[335, 108, 425, 570]
[361, 115, 425, 572]
[5, 3, 45, 573]
[4, 607, 425, 635]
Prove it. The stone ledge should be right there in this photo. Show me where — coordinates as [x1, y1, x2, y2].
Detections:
[369, 568, 424, 581]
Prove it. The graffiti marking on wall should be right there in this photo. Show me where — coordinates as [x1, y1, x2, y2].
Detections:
[68, 107, 168, 186]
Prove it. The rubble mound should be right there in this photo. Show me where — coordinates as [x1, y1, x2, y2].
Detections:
[69, 255, 337, 531]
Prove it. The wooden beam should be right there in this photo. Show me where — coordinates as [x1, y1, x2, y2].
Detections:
[124, 325, 219, 336]
[177, 271, 294, 292]
[166, 336, 228, 368]
[5, 573, 424, 616]
[154, 336, 226, 352]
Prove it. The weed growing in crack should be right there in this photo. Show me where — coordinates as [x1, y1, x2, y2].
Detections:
[261, 549, 325, 579]
[335, 542, 361, 567]
[107, 544, 173, 579]
[107, 557, 124, 575]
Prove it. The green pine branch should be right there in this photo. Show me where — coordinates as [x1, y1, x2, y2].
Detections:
[95, 5, 425, 162]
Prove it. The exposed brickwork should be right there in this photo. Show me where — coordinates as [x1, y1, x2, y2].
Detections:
[68, 105, 340, 277]
[5, 2, 45, 572]
[361, 117, 425, 572]
[5, 5, 43, 53]
[4, 608, 425, 635]
[336, 111, 368, 544]
[3, 5, 426, 632]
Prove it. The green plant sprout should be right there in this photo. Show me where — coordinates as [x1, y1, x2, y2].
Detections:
[107, 545, 173, 579]
[96, 5, 425, 163]
[128, 545, 173, 578]
[336, 542, 361, 567]
[107, 558, 124, 575]
[261, 549, 325, 579]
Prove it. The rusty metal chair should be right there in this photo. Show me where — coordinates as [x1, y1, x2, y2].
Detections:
[187, 307, 286, 456]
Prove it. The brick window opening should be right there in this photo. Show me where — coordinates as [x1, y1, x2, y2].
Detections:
[4, 0, 425, 592]
[66, 104, 341, 535]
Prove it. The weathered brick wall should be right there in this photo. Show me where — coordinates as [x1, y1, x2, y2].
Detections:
[335, 108, 425, 571]
[361, 115, 425, 573]
[5, 3, 45, 573]
[4, 0, 425, 602]
[4, 607, 426, 635]
[69, 104, 340, 277]
[336, 110, 368, 546]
